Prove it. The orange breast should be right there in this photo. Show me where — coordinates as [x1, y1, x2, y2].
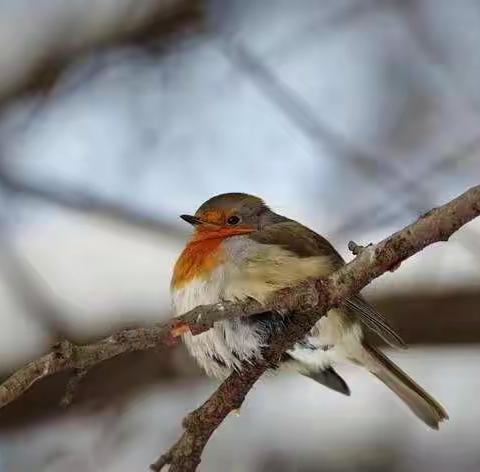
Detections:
[171, 237, 225, 289]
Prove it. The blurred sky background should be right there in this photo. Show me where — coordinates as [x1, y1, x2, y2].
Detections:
[0, 1, 479, 471]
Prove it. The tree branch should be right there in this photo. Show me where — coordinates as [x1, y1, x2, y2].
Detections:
[0, 185, 478, 470]
[0, 223, 73, 339]
[0, 169, 186, 240]
[0, 0, 202, 108]
[151, 184, 480, 471]
[0, 297, 269, 410]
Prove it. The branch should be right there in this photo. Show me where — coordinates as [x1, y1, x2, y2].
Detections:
[0, 0, 202, 108]
[151, 184, 480, 471]
[0, 297, 268, 409]
[0, 185, 478, 470]
[0, 169, 186, 240]
[0, 225, 73, 338]
[329, 136, 480, 240]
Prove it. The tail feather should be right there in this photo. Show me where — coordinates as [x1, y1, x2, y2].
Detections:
[359, 343, 448, 429]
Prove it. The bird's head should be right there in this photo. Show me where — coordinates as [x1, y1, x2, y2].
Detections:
[180, 192, 276, 242]
[172, 193, 284, 289]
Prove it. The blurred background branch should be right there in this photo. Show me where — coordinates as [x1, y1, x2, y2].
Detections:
[0, 0, 203, 109]
[0, 166, 186, 239]
[0, 1, 479, 471]
[0, 218, 71, 339]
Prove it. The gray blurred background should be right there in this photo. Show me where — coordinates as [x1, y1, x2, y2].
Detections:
[0, 1, 479, 471]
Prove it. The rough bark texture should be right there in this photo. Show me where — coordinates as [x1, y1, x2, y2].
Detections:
[2, 287, 478, 432]
[151, 184, 480, 471]
[150, 308, 311, 472]
[0, 184, 479, 471]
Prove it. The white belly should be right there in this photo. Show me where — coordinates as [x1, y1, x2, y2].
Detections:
[172, 270, 265, 379]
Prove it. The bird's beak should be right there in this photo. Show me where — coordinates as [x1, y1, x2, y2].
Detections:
[180, 214, 202, 226]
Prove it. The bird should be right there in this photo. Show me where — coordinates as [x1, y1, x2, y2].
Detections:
[171, 192, 448, 429]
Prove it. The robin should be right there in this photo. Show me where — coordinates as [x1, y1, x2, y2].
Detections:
[171, 193, 448, 429]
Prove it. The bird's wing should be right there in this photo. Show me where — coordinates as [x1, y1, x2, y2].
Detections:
[343, 295, 406, 348]
[251, 220, 345, 262]
[250, 221, 406, 349]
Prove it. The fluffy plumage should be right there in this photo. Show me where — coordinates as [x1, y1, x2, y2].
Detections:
[171, 193, 448, 428]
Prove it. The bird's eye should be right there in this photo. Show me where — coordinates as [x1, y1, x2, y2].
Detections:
[227, 215, 240, 225]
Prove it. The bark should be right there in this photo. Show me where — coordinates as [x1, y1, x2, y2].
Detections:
[0, 184, 478, 471]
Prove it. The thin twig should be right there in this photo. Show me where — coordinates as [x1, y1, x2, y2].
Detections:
[0, 222, 72, 338]
[330, 136, 480, 240]
[0, 169, 186, 240]
[347, 240, 370, 256]
[0, 0, 202, 108]
[61, 368, 88, 407]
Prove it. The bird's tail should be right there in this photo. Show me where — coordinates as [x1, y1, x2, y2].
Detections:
[356, 343, 448, 429]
